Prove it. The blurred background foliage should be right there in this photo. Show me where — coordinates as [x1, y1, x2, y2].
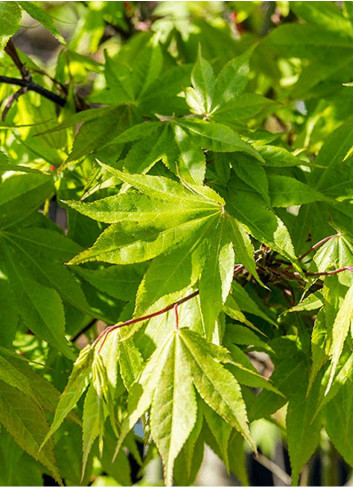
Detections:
[4, 0, 353, 183]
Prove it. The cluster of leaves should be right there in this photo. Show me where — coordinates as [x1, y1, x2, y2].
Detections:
[1, 1, 353, 486]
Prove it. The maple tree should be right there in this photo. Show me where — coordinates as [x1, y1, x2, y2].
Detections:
[1, 1, 353, 486]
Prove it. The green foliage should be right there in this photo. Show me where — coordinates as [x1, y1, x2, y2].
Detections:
[1, 1, 353, 486]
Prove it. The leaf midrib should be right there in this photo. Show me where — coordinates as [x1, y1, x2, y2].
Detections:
[78, 211, 220, 263]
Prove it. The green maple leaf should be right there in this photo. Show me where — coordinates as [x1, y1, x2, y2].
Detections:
[0, 172, 100, 356]
[0, 226, 97, 359]
[185, 48, 272, 129]
[67, 166, 258, 336]
[114, 327, 254, 485]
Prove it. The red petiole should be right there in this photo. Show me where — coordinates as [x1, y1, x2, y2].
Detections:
[95, 290, 199, 351]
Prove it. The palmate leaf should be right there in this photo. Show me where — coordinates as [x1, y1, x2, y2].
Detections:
[312, 233, 353, 287]
[46, 326, 143, 478]
[68, 167, 258, 336]
[212, 50, 252, 107]
[0, 241, 74, 360]
[0, 173, 95, 353]
[52, 332, 136, 473]
[186, 47, 215, 114]
[184, 48, 271, 131]
[185, 48, 252, 115]
[110, 118, 260, 185]
[67, 198, 218, 267]
[115, 327, 254, 485]
[0, 225, 96, 357]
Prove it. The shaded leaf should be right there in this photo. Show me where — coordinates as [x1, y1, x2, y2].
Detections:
[41, 346, 94, 449]
[0, 380, 61, 484]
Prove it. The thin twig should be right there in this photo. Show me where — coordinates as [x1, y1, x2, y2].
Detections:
[70, 318, 97, 343]
[259, 1, 276, 36]
[95, 290, 199, 350]
[30, 68, 68, 96]
[255, 453, 291, 486]
[282, 234, 338, 273]
[298, 234, 338, 263]
[234, 264, 245, 274]
[2, 86, 27, 121]
[174, 303, 179, 330]
[1, 39, 67, 118]
[303, 266, 353, 277]
[90, 237, 351, 351]
[4, 40, 30, 79]
[0, 76, 66, 107]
